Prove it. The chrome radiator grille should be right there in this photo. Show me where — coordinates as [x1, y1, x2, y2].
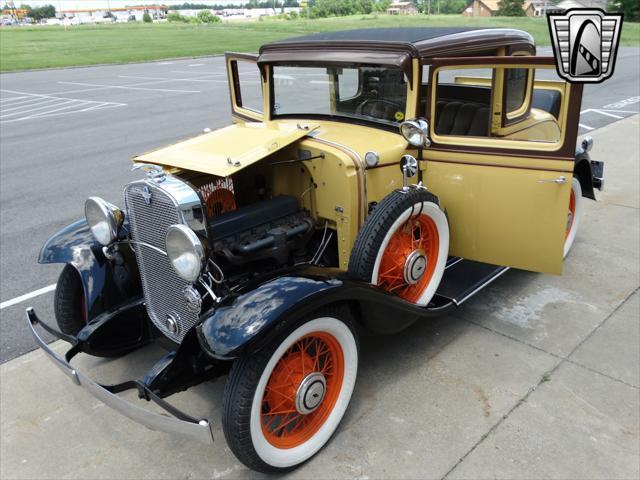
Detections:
[124, 180, 199, 343]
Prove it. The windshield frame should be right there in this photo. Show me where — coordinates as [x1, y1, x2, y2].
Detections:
[268, 62, 410, 131]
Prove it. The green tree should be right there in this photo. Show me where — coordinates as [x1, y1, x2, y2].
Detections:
[196, 9, 220, 22]
[497, 0, 525, 16]
[608, 0, 639, 21]
[142, 11, 152, 22]
[437, 0, 466, 13]
[28, 4, 55, 21]
[373, 0, 391, 12]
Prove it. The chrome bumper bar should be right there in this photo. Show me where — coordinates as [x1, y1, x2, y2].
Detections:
[26, 307, 214, 445]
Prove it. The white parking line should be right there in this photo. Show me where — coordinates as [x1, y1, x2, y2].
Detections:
[57, 81, 201, 94]
[171, 70, 225, 76]
[579, 123, 595, 131]
[580, 108, 625, 119]
[1, 96, 43, 106]
[1, 97, 61, 114]
[118, 75, 226, 84]
[188, 63, 205, 67]
[0, 89, 126, 123]
[0, 284, 56, 310]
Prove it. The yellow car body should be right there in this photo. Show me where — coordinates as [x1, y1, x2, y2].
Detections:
[135, 28, 590, 275]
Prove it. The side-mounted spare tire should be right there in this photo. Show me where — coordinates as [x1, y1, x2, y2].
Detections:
[348, 188, 449, 306]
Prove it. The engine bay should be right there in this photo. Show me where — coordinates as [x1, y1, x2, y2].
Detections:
[174, 152, 340, 303]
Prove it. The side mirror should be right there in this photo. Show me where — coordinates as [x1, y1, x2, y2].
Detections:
[399, 119, 431, 148]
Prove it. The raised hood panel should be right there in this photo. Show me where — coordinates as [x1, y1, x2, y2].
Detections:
[134, 122, 319, 177]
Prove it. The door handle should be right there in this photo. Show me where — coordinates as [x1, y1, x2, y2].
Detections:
[538, 176, 567, 184]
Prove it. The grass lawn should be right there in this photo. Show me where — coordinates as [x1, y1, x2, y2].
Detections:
[1, 14, 638, 72]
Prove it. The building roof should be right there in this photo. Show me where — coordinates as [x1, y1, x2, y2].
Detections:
[471, 0, 500, 11]
[61, 5, 167, 13]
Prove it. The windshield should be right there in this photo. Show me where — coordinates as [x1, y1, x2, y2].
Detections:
[271, 64, 408, 126]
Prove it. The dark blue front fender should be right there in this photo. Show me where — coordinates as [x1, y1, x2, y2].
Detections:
[39, 219, 140, 321]
[196, 275, 343, 359]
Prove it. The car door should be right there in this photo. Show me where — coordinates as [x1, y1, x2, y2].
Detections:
[421, 56, 582, 274]
[225, 53, 266, 122]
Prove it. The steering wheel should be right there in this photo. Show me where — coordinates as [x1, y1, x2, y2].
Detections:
[355, 98, 403, 121]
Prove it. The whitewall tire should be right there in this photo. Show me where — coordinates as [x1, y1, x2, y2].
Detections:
[222, 308, 358, 473]
[349, 188, 449, 306]
[563, 177, 583, 258]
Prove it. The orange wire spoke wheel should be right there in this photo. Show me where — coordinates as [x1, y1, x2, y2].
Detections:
[566, 188, 576, 240]
[260, 332, 344, 449]
[377, 214, 439, 303]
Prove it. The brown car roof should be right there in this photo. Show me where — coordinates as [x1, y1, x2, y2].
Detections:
[259, 27, 534, 58]
[257, 28, 535, 85]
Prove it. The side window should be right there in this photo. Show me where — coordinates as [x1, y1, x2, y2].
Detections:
[433, 67, 493, 137]
[234, 59, 263, 114]
[431, 64, 565, 146]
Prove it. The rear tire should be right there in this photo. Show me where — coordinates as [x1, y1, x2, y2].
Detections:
[563, 177, 583, 258]
[222, 306, 358, 473]
[54, 264, 86, 336]
[349, 188, 449, 306]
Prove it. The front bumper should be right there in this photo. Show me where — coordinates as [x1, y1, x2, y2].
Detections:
[26, 307, 214, 445]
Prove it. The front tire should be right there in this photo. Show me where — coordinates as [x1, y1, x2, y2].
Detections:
[54, 264, 86, 336]
[222, 307, 358, 473]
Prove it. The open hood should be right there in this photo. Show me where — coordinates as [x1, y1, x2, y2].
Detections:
[134, 121, 319, 177]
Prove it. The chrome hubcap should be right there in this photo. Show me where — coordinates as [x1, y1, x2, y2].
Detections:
[403, 249, 427, 285]
[295, 372, 326, 415]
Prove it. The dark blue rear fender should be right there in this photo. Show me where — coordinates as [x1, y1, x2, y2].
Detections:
[38, 219, 140, 321]
[196, 276, 343, 360]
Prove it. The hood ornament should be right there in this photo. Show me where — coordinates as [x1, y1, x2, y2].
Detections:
[132, 163, 166, 183]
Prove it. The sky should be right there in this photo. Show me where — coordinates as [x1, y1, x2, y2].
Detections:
[15, 0, 247, 8]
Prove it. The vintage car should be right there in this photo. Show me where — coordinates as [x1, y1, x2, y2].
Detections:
[28, 27, 603, 472]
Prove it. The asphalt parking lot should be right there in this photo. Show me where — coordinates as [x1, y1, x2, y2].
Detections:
[1, 47, 639, 363]
[1, 114, 638, 478]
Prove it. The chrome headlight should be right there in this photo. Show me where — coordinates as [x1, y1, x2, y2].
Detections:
[400, 119, 430, 147]
[84, 197, 124, 246]
[165, 224, 204, 283]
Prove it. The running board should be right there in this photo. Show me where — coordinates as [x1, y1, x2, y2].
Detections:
[437, 259, 509, 306]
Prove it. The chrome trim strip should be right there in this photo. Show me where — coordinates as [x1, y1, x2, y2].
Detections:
[445, 256, 464, 269]
[113, 239, 167, 256]
[454, 266, 510, 306]
[26, 308, 214, 445]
